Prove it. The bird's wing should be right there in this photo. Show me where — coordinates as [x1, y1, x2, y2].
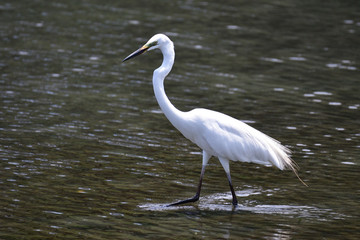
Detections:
[189, 108, 292, 169]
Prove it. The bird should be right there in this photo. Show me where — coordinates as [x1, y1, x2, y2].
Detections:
[123, 33, 306, 206]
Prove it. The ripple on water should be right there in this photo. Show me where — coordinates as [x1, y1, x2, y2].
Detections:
[138, 189, 346, 221]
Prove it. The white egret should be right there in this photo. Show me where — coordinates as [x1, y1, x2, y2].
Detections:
[123, 34, 306, 206]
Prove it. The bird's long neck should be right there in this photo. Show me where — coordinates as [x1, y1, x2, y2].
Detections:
[153, 42, 184, 130]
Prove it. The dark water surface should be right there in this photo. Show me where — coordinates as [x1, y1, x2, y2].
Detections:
[1, 0, 359, 239]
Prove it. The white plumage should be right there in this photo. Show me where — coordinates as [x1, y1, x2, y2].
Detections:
[179, 108, 293, 169]
[123, 33, 305, 206]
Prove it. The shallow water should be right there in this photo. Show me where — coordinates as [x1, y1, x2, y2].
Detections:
[1, 0, 359, 239]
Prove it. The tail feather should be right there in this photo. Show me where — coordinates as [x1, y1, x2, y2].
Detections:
[267, 137, 308, 187]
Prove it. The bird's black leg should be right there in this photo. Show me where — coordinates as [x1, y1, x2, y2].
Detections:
[219, 157, 238, 206]
[226, 172, 238, 206]
[167, 164, 206, 206]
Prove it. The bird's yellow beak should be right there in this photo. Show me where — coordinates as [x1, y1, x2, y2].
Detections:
[122, 45, 149, 62]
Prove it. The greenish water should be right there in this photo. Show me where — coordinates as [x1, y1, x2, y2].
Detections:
[1, 0, 359, 239]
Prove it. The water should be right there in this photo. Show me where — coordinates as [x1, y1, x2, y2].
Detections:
[1, 0, 359, 239]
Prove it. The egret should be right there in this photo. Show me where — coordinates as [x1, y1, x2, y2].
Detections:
[123, 34, 306, 206]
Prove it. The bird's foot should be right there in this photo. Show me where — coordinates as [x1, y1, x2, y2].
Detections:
[167, 195, 199, 207]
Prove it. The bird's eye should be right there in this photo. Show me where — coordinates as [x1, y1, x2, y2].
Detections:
[147, 41, 158, 48]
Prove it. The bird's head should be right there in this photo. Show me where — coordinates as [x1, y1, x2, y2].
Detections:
[122, 34, 170, 62]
